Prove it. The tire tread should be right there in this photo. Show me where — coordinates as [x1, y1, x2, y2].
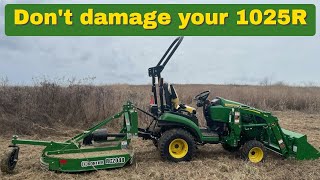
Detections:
[240, 140, 266, 162]
[158, 128, 196, 162]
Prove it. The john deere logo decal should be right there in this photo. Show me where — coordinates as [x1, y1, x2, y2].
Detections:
[81, 160, 104, 167]
[81, 157, 126, 167]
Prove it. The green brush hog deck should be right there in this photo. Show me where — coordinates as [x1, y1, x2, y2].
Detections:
[1, 102, 137, 173]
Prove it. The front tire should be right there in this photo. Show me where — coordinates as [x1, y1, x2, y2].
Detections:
[240, 140, 266, 163]
[158, 128, 196, 162]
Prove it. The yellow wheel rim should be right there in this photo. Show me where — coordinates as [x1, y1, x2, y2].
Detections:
[169, 138, 188, 159]
[248, 147, 264, 163]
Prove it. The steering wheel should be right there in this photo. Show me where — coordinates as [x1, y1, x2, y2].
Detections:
[194, 91, 210, 107]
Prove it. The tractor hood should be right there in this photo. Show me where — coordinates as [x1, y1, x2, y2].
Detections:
[217, 97, 270, 114]
[218, 97, 250, 108]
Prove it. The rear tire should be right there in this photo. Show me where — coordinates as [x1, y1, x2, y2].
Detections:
[240, 140, 266, 163]
[1, 147, 19, 174]
[158, 128, 196, 162]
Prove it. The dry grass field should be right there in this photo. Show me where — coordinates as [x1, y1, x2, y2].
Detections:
[1, 83, 320, 135]
[0, 83, 320, 179]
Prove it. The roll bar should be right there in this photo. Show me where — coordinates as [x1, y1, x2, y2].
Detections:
[148, 36, 184, 115]
[148, 36, 184, 77]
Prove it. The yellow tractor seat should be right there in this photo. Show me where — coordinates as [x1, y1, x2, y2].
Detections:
[163, 83, 196, 114]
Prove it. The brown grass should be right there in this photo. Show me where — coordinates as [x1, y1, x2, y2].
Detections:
[0, 111, 319, 180]
[0, 83, 320, 136]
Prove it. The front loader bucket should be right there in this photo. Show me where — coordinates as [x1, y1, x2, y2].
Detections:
[282, 129, 320, 160]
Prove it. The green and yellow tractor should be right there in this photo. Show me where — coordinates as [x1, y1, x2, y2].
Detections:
[139, 36, 319, 163]
[1, 37, 319, 174]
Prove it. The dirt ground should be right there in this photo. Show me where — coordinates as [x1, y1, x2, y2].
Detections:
[0, 111, 319, 180]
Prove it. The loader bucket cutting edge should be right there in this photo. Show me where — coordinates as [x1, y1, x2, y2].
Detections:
[282, 129, 320, 160]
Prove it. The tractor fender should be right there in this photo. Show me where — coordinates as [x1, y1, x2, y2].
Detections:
[158, 113, 202, 141]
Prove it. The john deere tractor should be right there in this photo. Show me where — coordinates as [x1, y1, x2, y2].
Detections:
[138, 36, 319, 163]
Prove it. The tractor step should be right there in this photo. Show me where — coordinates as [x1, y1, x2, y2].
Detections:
[200, 128, 220, 143]
[200, 128, 219, 137]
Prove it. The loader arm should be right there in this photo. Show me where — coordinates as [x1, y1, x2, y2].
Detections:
[240, 107, 319, 160]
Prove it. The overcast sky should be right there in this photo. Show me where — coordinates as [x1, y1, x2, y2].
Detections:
[0, 0, 319, 85]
